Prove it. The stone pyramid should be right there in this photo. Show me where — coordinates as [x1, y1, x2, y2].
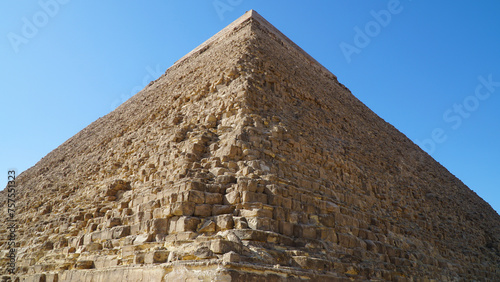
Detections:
[1, 10, 499, 281]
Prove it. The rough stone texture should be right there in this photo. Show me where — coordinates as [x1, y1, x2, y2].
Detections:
[1, 9, 500, 281]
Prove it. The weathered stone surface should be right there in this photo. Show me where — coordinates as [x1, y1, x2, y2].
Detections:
[1, 9, 499, 282]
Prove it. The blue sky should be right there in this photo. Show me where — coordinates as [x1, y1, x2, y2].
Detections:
[1, 1, 499, 213]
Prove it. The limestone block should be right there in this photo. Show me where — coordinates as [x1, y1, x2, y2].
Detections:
[279, 221, 294, 237]
[217, 175, 237, 184]
[106, 217, 122, 228]
[111, 225, 131, 239]
[234, 216, 249, 229]
[320, 228, 338, 243]
[292, 256, 333, 271]
[130, 223, 141, 235]
[337, 233, 357, 248]
[45, 273, 58, 282]
[94, 257, 119, 269]
[83, 233, 93, 245]
[121, 245, 136, 258]
[171, 202, 195, 216]
[144, 250, 170, 264]
[149, 218, 169, 235]
[212, 204, 235, 215]
[224, 191, 240, 205]
[215, 214, 234, 231]
[194, 204, 212, 217]
[247, 217, 273, 231]
[241, 191, 267, 204]
[302, 225, 317, 239]
[210, 239, 240, 254]
[240, 208, 273, 218]
[186, 190, 205, 204]
[319, 214, 335, 228]
[185, 181, 206, 191]
[223, 251, 240, 263]
[198, 220, 216, 233]
[23, 274, 46, 282]
[193, 247, 215, 259]
[133, 233, 153, 245]
[171, 216, 201, 233]
[205, 192, 223, 204]
[83, 242, 102, 252]
[281, 197, 292, 209]
[74, 260, 94, 269]
[134, 253, 145, 264]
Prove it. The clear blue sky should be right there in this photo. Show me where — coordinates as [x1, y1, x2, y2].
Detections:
[1, 1, 499, 213]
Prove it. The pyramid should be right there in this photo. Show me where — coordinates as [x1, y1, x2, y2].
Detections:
[1, 10, 499, 281]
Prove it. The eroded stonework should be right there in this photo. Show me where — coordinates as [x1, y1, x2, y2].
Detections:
[1, 10, 499, 281]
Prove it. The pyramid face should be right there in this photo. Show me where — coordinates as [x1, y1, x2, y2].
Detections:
[1, 10, 500, 281]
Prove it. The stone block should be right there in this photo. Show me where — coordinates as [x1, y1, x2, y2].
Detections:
[83, 233, 93, 245]
[94, 257, 119, 269]
[186, 190, 205, 204]
[232, 229, 268, 242]
[215, 214, 234, 231]
[171, 202, 195, 216]
[193, 247, 215, 259]
[212, 204, 235, 215]
[234, 216, 249, 229]
[241, 191, 267, 204]
[210, 239, 240, 254]
[223, 251, 240, 263]
[111, 225, 131, 239]
[302, 225, 317, 239]
[279, 221, 294, 237]
[25, 274, 46, 282]
[281, 197, 292, 209]
[83, 242, 102, 252]
[130, 223, 141, 235]
[194, 204, 212, 217]
[240, 208, 273, 218]
[185, 181, 206, 191]
[133, 233, 153, 245]
[134, 253, 145, 264]
[319, 214, 335, 227]
[224, 191, 240, 205]
[337, 233, 356, 248]
[198, 220, 216, 233]
[217, 175, 237, 184]
[149, 218, 169, 235]
[292, 256, 333, 271]
[74, 260, 94, 269]
[247, 217, 273, 231]
[121, 245, 136, 257]
[205, 192, 223, 204]
[144, 250, 170, 264]
[106, 217, 122, 228]
[171, 216, 201, 233]
[46, 273, 58, 282]
[153, 207, 169, 218]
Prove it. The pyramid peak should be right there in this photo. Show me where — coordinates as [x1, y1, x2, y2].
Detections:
[171, 9, 336, 81]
